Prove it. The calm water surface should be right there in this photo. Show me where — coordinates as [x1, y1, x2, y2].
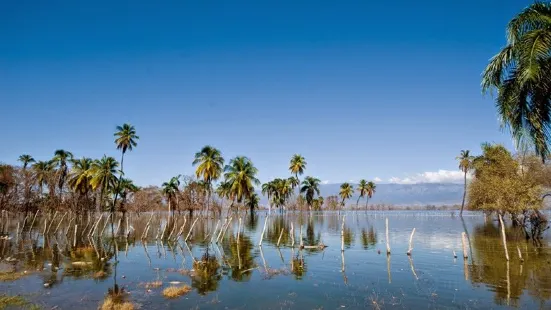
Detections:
[1, 211, 550, 309]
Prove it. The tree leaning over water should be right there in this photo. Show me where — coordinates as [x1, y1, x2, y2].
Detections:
[482, 2, 551, 160]
[456, 150, 474, 216]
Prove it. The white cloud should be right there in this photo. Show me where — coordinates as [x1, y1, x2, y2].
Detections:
[374, 177, 382, 182]
[321, 180, 330, 185]
[388, 170, 471, 184]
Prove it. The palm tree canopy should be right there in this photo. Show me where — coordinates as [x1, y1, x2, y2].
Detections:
[339, 182, 354, 203]
[366, 181, 376, 198]
[18, 154, 35, 169]
[192, 145, 224, 185]
[216, 180, 232, 200]
[357, 179, 369, 197]
[68, 157, 93, 195]
[89, 156, 119, 192]
[482, 2, 551, 160]
[289, 154, 306, 177]
[114, 124, 139, 154]
[245, 193, 260, 210]
[224, 156, 260, 203]
[300, 176, 321, 206]
[456, 150, 474, 173]
[33, 160, 54, 188]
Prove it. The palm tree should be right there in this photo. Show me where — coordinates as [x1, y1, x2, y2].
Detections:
[482, 2, 551, 160]
[356, 179, 368, 209]
[33, 160, 54, 198]
[116, 178, 138, 214]
[245, 193, 260, 214]
[52, 149, 74, 199]
[18, 154, 35, 170]
[112, 123, 139, 213]
[339, 183, 354, 209]
[224, 156, 260, 211]
[365, 181, 376, 209]
[89, 156, 119, 212]
[261, 181, 276, 214]
[162, 177, 179, 216]
[192, 146, 224, 216]
[68, 157, 93, 197]
[272, 178, 293, 211]
[456, 150, 473, 216]
[216, 180, 232, 213]
[289, 154, 306, 188]
[300, 176, 321, 211]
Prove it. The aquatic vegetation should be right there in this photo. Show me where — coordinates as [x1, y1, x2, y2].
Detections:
[0, 295, 40, 310]
[162, 285, 192, 298]
[0, 272, 27, 282]
[100, 297, 134, 310]
[93, 270, 107, 279]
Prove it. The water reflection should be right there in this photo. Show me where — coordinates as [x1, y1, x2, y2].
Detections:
[360, 227, 377, 250]
[191, 251, 221, 295]
[222, 234, 256, 282]
[469, 222, 551, 306]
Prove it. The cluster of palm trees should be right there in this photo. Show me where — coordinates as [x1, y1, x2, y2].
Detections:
[14, 124, 139, 214]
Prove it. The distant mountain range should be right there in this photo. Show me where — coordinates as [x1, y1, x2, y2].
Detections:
[258, 183, 464, 206]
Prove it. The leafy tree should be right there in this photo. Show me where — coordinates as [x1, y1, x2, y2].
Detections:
[467, 143, 542, 222]
[300, 176, 321, 210]
[68, 157, 93, 199]
[482, 2, 551, 160]
[192, 146, 224, 215]
[245, 192, 260, 214]
[162, 176, 180, 216]
[33, 160, 55, 198]
[457, 150, 474, 216]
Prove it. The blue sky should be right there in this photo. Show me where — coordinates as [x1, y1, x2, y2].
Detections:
[0, 0, 528, 186]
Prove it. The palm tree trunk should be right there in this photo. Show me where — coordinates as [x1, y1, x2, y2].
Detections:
[460, 170, 467, 217]
[356, 196, 361, 209]
[111, 152, 125, 214]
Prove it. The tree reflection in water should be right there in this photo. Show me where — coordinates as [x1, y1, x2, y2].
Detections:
[191, 250, 221, 295]
[360, 227, 377, 250]
[222, 234, 256, 282]
[469, 222, 551, 307]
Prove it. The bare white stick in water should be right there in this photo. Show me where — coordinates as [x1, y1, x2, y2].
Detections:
[259, 215, 269, 246]
[385, 217, 391, 254]
[277, 228, 284, 247]
[185, 217, 199, 242]
[29, 210, 39, 232]
[517, 246, 524, 262]
[407, 228, 416, 255]
[461, 232, 469, 259]
[498, 214, 510, 261]
[55, 212, 69, 235]
[341, 215, 346, 252]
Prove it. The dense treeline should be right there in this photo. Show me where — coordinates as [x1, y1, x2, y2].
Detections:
[0, 125, 378, 217]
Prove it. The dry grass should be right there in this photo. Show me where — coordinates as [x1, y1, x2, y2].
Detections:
[142, 281, 163, 289]
[162, 285, 192, 299]
[0, 272, 27, 282]
[100, 296, 134, 310]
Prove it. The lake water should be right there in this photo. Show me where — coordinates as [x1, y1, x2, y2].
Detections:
[1, 211, 550, 309]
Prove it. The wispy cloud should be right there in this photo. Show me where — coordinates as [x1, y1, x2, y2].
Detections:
[388, 170, 471, 184]
[321, 180, 330, 185]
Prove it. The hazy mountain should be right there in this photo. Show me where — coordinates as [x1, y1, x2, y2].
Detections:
[258, 183, 464, 206]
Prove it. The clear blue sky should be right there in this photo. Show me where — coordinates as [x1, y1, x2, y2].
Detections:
[0, 0, 528, 186]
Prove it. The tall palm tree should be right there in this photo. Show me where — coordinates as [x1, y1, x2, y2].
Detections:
[456, 150, 473, 216]
[33, 160, 54, 198]
[482, 2, 551, 160]
[271, 178, 293, 211]
[339, 183, 354, 209]
[89, 156, 119, 212]
[261, 181, 276, 214]
[224, 156, 260, 210]
[52, 149, 74, 199]
[365, 181, 376, 209]
[18, 154, 35, 170]
[289, 154, 306, 188]
[192, 146, 224, 216]
[300, 176, 321, 211]
[356, 179, 369, 209]
[112, 124, 139, 213]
